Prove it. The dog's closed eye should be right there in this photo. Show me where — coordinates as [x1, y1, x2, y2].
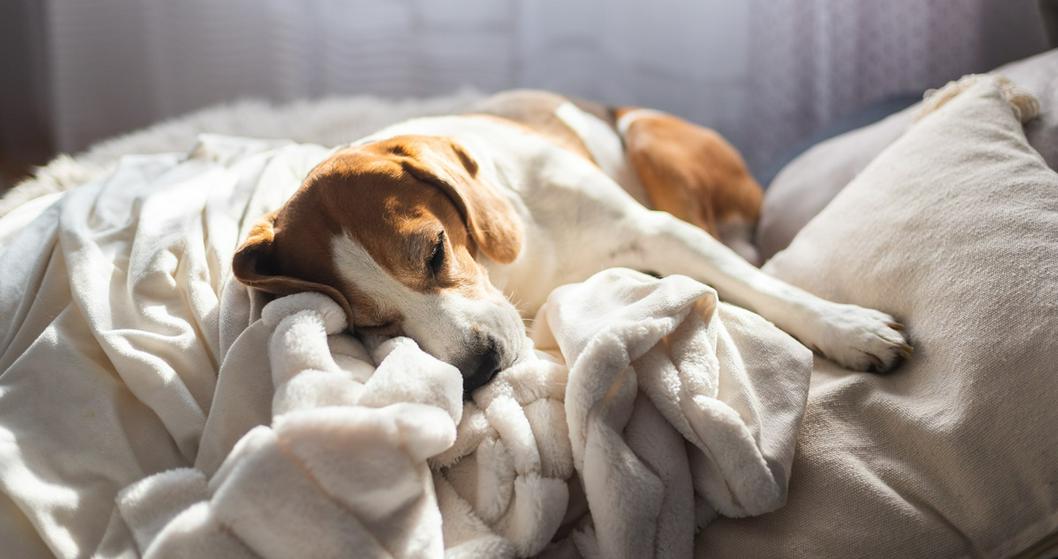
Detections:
[427, 231, 446, 277]
[357, 321, 401, 337]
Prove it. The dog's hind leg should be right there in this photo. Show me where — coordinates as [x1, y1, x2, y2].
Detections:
[616, 108, 763, 264]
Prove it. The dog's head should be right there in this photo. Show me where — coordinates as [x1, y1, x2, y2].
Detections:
[233, 135, 526, 394]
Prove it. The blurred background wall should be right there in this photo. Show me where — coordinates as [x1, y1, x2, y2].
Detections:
[0, 0, 1050, 186]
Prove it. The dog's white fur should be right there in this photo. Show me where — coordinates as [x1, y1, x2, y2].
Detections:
[7, 89, 907, 373]
[331, 234, 528, 370]
[340, 108, 910, 372]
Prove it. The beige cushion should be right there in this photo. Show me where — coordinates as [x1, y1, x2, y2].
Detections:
[757, 48, 1058, 261]
[699, 76, 1058, 557]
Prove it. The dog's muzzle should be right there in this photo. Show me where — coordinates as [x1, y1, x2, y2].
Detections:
[460, 336, 504, 399]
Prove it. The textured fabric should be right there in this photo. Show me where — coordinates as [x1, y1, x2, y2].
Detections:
[0, 136, 328, 559]
[137, 295, 467, 559]
[0, 92, 483, 221]
[758, 48, 1058, 261]
[701, 76, 1058, 557]
[0, 135, 812, 558]
[532, 269, 811, 558]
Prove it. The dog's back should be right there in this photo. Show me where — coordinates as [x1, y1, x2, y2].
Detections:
[472, 89, 763, 263]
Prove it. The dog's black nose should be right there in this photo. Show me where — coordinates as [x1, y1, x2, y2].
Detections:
[461, 338, 502, 398]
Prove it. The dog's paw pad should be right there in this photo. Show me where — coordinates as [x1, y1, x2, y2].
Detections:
[808, 304, 912, 373]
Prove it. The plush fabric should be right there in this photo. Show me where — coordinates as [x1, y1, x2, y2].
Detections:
[0, 134, 812, 558]
[0, 91, 482, 220]
[700, 76, 1058, 557]
[757, 48, 1058, 261]
[531, 269, 811, 558]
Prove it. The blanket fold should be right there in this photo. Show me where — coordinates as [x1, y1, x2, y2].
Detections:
[0, 135, 813, 559]
[530, 269, 813, 558]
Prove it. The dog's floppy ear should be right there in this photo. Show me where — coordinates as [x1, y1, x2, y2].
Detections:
[232, 210, 354, 319]
[399, 138, 523, 264]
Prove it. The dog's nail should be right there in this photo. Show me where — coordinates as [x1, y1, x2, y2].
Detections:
[887, 322, 905, 331]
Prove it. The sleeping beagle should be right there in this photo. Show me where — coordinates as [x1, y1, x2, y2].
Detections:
[234, 90, 911, 394]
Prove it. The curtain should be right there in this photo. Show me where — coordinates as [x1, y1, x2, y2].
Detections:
[39, 0, 1047, 175]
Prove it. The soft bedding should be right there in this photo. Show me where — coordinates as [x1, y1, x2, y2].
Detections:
[699, 76, 1058, 558]
[2, 73, 1055, 559]
[0, 134, 812, 558]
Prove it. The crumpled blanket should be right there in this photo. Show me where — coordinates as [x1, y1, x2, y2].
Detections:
[0, 135, 812, 558]
[532, 269, 813, 558]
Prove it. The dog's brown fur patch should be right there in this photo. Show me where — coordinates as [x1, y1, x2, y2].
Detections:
[616, 108, 763, 236]
[232, 135, 523, 329]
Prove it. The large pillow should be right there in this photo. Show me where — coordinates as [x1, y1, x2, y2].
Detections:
[757, 48, 1058, 261]
[698, 76, 1058, 557]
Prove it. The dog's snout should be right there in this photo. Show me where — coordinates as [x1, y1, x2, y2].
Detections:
[461, 337, 503, 398]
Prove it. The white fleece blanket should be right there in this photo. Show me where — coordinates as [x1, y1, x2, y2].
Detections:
[0, 135, 812, 558]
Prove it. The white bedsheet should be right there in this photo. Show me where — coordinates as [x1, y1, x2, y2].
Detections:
[0, 135, 812, 558]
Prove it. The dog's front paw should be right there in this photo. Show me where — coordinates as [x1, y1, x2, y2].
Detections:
[805, 303, 912, 373]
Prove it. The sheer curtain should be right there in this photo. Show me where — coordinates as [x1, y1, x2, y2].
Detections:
[41, 0, 1047, 173]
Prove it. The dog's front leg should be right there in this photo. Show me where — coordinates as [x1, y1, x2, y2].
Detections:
[607, 210, 911, 372]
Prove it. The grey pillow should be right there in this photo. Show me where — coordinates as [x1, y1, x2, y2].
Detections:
[756, 48, 1058, 261]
